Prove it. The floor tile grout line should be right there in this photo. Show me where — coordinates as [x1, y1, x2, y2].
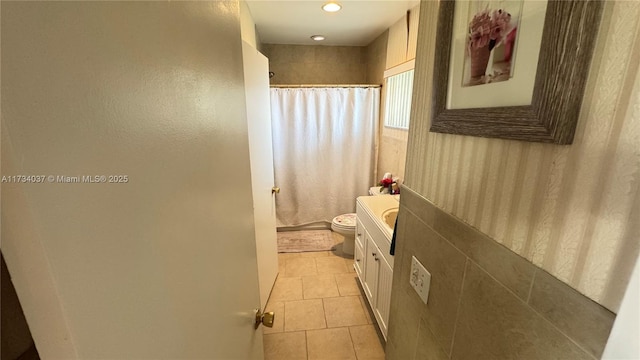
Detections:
[347, 325, 359, 360]
[321, 296, 329, 330]
[267, 231, 383, 359]
[282, 302, 287, 332]
[304, 330, 309, 360]
[301, 273, 307, 300]
[449, 258, 469, 357]
[331, 273, 340, 297]
[283, 301, 288, 333]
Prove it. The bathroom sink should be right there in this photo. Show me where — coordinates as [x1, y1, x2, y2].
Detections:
[356, 194, 400, 240]
[382, 208, 399, 231]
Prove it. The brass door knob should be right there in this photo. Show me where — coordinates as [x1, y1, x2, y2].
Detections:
[255, 309, 275, 329]
[272, 186, 280, 194]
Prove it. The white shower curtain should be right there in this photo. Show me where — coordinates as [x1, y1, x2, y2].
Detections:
[270, 87, 379, 228]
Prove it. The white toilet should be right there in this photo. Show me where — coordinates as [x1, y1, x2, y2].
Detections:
[331, 213, 357, 256]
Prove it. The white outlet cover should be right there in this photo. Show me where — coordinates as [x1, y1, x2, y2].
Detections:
[409, 256, 431, 304]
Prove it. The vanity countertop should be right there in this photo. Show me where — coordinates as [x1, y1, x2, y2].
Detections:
[356, 194, 400, 240]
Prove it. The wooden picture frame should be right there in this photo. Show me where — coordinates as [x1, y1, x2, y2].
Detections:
[430, 0, 604, 144]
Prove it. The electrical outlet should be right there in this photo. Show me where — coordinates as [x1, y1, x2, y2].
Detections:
[409, 256, 431, 304]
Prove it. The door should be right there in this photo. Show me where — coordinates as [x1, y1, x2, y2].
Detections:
[375, 255, 393, 339]
[242, 41, 279, 310]
[363, 232, 379, 304]
[1, 3, 266, 358]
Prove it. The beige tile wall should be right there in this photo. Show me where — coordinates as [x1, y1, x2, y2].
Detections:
[262, 44, 367, 85]
[386, 186, 616, 360]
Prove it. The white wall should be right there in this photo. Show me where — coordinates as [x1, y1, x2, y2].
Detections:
[2, 1, 261, 358]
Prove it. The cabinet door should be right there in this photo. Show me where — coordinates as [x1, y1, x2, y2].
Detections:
[362, 233, 379, 306]
[354, 237, 364, 277]
[374, 256, 393, 339]
[355, 219, 364, 249]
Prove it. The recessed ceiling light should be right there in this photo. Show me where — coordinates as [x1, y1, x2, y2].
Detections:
[311, 35, 325, 41]
[322, 2, 342, 12]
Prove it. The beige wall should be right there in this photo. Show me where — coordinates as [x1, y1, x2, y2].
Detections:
[375, 5, 420, 183]
[365, 31, 388, 86]
[262, 44, 367, 85]
[405, 0, 640, 312]
[2, 1, 262, 358]
[240, 1, 258, 48]
[365, 31, 388, 181]
[386, 14, 408, 69]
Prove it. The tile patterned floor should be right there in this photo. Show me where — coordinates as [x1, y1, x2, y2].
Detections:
[264, 232, 386, 360]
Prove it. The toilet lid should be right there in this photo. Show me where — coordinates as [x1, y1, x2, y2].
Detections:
[332, 213, 356, 228]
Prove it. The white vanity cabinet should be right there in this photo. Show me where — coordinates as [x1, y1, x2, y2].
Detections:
[362, 231, 377, 302]
[354, 195, 398, 340]
[354, 219, 365, 278]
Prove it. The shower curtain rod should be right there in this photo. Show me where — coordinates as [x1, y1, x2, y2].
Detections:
[270, 84, 381, 88]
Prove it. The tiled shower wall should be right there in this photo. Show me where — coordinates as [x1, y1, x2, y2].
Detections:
[387, 187, 615, 359]
[404, 0, 640, 311]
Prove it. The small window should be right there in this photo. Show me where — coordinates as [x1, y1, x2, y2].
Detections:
[383, 65, 415, 130]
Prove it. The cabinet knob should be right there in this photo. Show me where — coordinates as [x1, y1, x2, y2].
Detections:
[375, 257, 379, 261]
[356, 259, 360, 262]
[372, 252, 377, 257]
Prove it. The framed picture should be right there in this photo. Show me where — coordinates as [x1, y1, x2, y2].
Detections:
[429, 0, 604, 144]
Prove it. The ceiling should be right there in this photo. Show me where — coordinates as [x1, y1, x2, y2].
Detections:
[246, 0, 420, 46]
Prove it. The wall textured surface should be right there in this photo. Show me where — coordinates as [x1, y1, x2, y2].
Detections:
[387, 188, 615, 360]
[376, 5, 420, 183]
[365, 31, 389, 181]
[239, 1, 258, 48]
[263, 44, 367, 85]
[405, 0, 640, 311]
[365, 31, 388, 86]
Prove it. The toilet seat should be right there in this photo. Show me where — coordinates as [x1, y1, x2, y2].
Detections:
[331, 213, 356, 233]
